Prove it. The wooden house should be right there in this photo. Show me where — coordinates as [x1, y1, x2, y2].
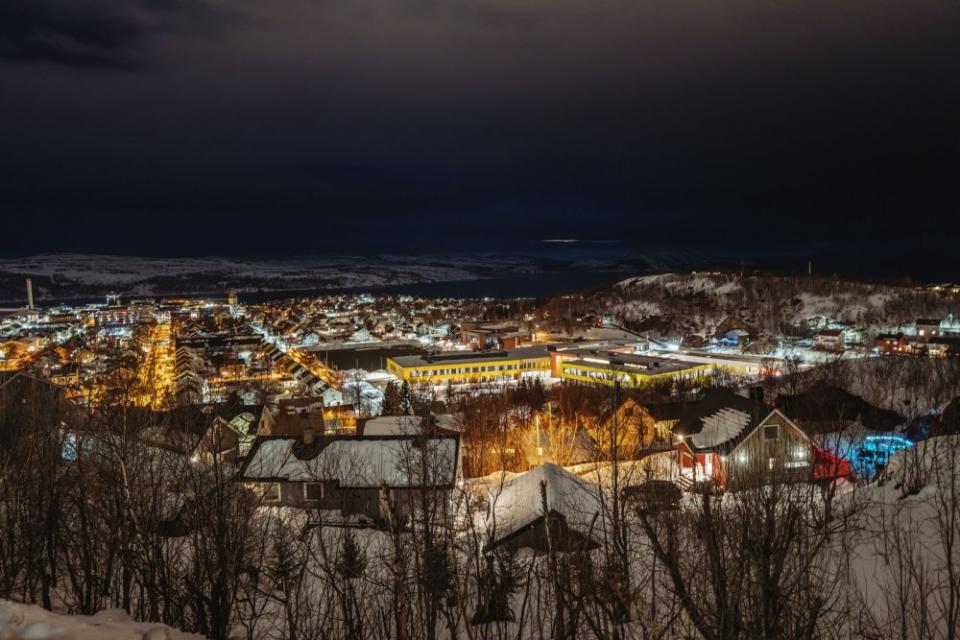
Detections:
[589, 397, 675, 458]
[876, 333, 909, 354]
[814, 329, 844, 352]
[666, 388, 818, 491]
[239, 431, 461, 526]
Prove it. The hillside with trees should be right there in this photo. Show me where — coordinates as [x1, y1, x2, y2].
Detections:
[600, 272, 959, 341]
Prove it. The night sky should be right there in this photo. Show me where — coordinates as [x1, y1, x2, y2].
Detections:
[2, 0, 959, 272]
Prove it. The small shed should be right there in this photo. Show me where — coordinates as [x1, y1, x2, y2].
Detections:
[481, 464, 600, 553]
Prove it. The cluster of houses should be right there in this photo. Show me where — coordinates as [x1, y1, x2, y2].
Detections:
[10, 336, 948, 558]
[249, 294, 470, 349]
[714, 319, 865, 355]
[226, 385, 915, 551]
[807, 315, 960, 357]
[9, 286, 960, 556]
[876, 315, 960, 356]
[715, 313, 960, 359]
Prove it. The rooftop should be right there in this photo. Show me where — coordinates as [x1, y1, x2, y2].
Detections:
[560, 350, 694, 375]
[240, 434, 460, 488]
[389, 344, 551, 367]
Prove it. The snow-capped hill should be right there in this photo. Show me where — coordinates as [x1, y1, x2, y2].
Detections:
[0, 600, 203, 640]
[607, 271, 956, 338]
[618, 272, 741, 295]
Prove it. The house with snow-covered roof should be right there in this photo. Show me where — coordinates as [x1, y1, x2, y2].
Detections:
[321, 386, 345, 407]
[480, 463, 601, 553]
[814, 329, 845, 352]
[670, 389, 815, 491]
[239, 431, 461, 526]
[942, 314, 960, 336]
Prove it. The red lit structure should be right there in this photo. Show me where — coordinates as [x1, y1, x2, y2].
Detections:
[811, 447, 853, 482]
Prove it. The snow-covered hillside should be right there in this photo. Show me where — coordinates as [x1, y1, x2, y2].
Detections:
[0, 254, 541, 288]
[839, 435, 960, 638]
[0, 601, 203, 640]
[608, 272, 957, 339]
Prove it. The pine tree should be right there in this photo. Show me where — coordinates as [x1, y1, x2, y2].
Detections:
[383, 381, 403, 415]
[399, 380, 413, 414]
[471, 549, 521, 624]
[336, 530, 366, 580]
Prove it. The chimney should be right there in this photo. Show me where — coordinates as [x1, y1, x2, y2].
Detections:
[26, 278, 34, 310]
[303, 426, 314, 445]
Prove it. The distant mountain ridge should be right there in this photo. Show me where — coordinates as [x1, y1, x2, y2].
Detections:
[0, 251, 713, 304]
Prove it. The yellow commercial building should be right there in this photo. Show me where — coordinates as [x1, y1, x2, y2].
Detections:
[387, 346, 551, 386]
[555, 351, 711, 387]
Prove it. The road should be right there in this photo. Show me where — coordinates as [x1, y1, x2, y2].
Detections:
[134, 321, 175, 409]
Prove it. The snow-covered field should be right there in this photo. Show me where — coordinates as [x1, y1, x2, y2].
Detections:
[0, 601, 202, 640]
[836, 436, 960, 638]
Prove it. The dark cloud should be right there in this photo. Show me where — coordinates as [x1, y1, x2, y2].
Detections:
[0, 0, 239, 68]
[1, 0, 959, 274]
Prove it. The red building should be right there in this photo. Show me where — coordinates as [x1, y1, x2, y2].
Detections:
[876, 333, 909, 354]
[812, 447, 853, 482]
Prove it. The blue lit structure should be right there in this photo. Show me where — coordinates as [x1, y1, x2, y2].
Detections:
[852, 434, 914, 476]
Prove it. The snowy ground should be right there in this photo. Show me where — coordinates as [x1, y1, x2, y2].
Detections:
[835, 435, 960, 638]
[0, 600, 203, 640]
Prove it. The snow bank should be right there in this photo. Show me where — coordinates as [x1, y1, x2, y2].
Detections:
[880, 434, 960, 493]
[577, 454, 680, 488]
[0, 600, 203, 640]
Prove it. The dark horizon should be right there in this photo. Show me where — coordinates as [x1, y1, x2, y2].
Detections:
[3, 0, 959, 265]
